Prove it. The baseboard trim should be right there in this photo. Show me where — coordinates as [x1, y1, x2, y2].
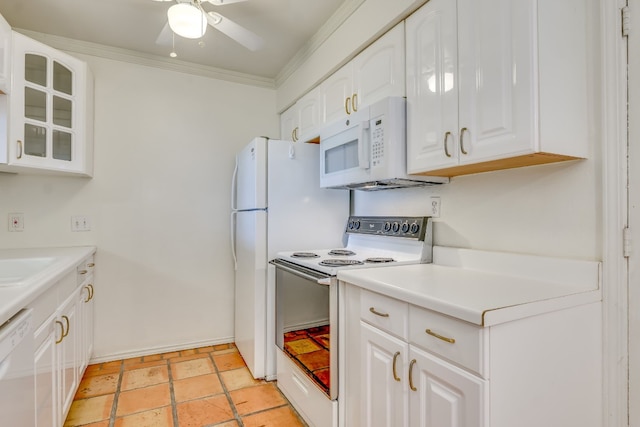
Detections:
[89, 336, 235, 364]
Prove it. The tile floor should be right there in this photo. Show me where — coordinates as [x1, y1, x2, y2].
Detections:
[64, 343, 308, 427]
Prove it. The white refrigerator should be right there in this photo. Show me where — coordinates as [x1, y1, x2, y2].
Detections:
[231, 137, 349, 380]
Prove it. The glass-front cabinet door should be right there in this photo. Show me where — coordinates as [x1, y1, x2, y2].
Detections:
[7, 32, 93, 176]
[0, 13, 11, 94]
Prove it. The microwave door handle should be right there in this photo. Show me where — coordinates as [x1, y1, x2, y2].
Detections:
[358, 120, 370, 169]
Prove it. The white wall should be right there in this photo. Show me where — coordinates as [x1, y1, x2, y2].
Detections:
[0, 55, 279, 360]
[353, 160, 601, 260]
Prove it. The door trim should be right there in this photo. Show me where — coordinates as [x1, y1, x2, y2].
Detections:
[602, 0, 630, 426]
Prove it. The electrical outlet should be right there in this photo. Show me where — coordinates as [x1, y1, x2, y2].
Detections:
[8, 213, 24, 232]
[429, 196, 441, 218]
[71, 215, 91, 232]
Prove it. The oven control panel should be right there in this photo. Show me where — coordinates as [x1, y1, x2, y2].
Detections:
[346, 216, 429, 240]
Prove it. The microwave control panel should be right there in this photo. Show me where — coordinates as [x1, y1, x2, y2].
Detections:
[371, 117, 385, 167]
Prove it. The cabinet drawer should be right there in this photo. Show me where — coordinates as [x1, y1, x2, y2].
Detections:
[76, 255, 95, 284]
[360, 289, 408, 340]
[409, 305, 485, 376]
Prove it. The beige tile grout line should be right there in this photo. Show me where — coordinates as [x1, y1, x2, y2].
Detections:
[107, 360, 125, 427]
[166, 358, 180, 427]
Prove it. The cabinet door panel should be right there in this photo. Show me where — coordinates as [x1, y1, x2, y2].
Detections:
[409, 346, 487, 427]
[34, 323, 57, 427]
[353, 24, 405, 110]
[297, 87, 321, 141]
[361, 321, 409, 427]
[406, 0, 459, 173]
[457, 0, 535, 163]
[321, 64, 353, 125]
[58, 294, 79, 424]
[280, 104, 297, 141]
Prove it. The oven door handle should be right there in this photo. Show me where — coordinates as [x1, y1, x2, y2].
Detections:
[269, 260, 332, 285]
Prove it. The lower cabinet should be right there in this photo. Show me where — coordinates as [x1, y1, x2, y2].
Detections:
[360, 318, 486, 427]
[31, 255, 95, 427]
[342, 284, 602, 427]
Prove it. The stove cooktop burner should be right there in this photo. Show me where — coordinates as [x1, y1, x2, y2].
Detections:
[319, 259, 365, 267]
[364, 257, 396, 264]
[291, 252, 320, 258]
[328, 249, 356, 256]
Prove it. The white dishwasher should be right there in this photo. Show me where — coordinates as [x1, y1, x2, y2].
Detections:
[0, 309, 35, 426]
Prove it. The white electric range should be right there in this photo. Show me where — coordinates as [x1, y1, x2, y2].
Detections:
[269, 216, 433, 427]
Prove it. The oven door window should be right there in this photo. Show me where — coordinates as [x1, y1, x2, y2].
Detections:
[274, 265, 333, 397]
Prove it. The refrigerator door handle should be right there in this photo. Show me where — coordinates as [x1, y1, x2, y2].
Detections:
[231, 156, 238, 211]
[230, 211, 238, 270]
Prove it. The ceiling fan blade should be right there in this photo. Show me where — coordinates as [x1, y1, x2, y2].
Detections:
[204, 0, 249, 5]
[206, 12, 264, 51]
[155, 22, 173, 46]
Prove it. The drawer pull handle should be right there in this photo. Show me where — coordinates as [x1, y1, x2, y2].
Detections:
[409, 359, 417, 391]
[55, 320, 65, 344]
[87, 263, 95, 268]
[369, 307, 389, 318]
[392, 351, 401, 382]
[79, 269, 88, 275]
[425, 329, 456, 344]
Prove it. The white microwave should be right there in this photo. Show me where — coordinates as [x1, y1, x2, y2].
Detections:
[319, 97, 448, 190]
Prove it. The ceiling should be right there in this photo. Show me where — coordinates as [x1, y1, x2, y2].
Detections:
[0, 0, 349, 81]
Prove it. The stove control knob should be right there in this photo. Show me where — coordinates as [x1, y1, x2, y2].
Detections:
[383, 222, 392, 232]
[410, 223, 420, 234]
[354, 220, 361, 230]
[392, 222, 400, 233]
[401, 222, 409, 233]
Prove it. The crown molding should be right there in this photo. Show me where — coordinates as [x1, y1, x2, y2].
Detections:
[274, 0, 365, 88]
[15, 29, 276, 89]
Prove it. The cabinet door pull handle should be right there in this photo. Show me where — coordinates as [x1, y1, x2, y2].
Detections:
[89, 284, 94, 300]
[409, 359, 417, 391]
[55, 320, 65, 344]
[425, 329, 456, 344]
[62, 315, 70, 338]
[84, 286, 91, 303]
[392, 351, 401, 382]
[293, 127, 299, 142]
[443, 132, 452, 158]
[351, 93, 358, 112]
[460, 127, 469, 155]
[345, 97, 351, 115]
[17, 140, 23, 159]
[369, 307, 390, 318]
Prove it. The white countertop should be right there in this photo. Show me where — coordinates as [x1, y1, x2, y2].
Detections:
[0, 246, 96, 326]
[337, 246, 602, 326]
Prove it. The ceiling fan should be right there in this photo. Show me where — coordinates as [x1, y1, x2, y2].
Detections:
[153, 0, 264, 52]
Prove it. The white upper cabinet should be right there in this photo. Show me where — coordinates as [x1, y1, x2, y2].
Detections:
[2, 32, 94, 176]
[0, 13, 11, 93]
[321, 63, 354, 125]
[280, 86, 322, 143]
[321, 23, 405, 126]
[280, 103, 298, 142]
[352, 23, 405, 116]
[407, 0, 591, 177]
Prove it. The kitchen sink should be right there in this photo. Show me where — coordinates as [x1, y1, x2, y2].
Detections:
[0, 257, 57, 286]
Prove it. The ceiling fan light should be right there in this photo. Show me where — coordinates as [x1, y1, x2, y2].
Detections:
[167, 3, 207, 39]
